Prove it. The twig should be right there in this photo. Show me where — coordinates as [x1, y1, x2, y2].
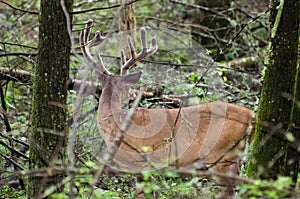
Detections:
[0, 140, 28, 159]
[0, 133, 29, 148]
[0, 0, 39, 15]
[169, 0, 225, 18]
[0, 152, 24, 170]
[0, 52, 36, 58]
[0, 41, 37, 50]
[72, 0, 141, 15]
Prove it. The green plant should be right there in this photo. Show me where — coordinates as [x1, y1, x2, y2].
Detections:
[237, 176, 296, 199]
[0, 185, 26, 199]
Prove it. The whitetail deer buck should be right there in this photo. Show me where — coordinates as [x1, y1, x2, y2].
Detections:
[80, 19, 255, 196]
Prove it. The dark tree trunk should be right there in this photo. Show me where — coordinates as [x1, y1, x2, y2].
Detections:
[28, 0, 73, 197]
[192, 0, 231, 48]
[246, 0, 299, 182]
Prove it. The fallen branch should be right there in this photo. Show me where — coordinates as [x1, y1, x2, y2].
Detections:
[0, 66, 33, 83]
[0, 66, 182, 105]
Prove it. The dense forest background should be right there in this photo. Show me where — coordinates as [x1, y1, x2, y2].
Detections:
[0, 0, 299, 198]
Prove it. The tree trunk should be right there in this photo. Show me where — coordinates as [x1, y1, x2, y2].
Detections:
[287, 5, 300, 181]
[246, 0, 299, 182]
[118, 0, 136, 59]
[28, 0, 73, 197]
[192, 0, 231, 48]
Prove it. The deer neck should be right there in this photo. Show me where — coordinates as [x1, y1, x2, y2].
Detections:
[98, 77, 123, 119]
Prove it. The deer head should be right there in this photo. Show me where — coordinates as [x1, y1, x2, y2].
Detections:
[79, 19, 157, 113]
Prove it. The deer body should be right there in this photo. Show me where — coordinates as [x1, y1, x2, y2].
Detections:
[97, 72, 254, 173]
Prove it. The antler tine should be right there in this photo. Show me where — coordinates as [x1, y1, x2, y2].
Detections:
[140, 28, 147, 53]
[80, 19, 111, 75]
[121, 27, 158, 76]
[120, 50, 126, 66]
[88, 30, 107, 48]
[83, 19, 93, 44]
[79, 20, 93, 63]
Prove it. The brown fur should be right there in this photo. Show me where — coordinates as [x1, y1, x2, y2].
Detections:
[97, 73, 254, 175]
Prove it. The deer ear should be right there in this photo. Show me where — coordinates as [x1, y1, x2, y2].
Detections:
[119, 69, 142, 85]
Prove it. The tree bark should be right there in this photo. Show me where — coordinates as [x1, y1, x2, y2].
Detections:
[192, 0, 231, 48]
[118, 0, 136, 59]
[287, 3, 300, 181]
[28, 0, 73, 197]
[246, 0, 299, 182]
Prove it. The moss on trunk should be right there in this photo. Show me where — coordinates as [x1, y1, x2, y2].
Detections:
[28, 0, 73, 197]
[246, 0, 299, 181]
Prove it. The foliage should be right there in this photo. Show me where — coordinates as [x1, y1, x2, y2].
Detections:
[237, 176, 296, 199]
[136, 173, 217, 199]
[0, 185, 26, 199]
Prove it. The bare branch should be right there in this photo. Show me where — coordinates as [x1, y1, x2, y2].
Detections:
[0, 52, 36, 58]
[72, 0, 141, 15]
[0, 0, 39, 15]
[0, 66, 33, 83]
